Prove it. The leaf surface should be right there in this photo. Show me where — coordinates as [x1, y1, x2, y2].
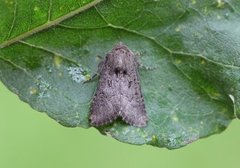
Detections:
[0, 0, 239, 149]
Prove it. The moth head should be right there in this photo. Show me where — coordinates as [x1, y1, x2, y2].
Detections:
[108, 44, 133, 75]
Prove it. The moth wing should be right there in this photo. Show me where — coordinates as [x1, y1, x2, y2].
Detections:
[90, 92, 118, 126]
[120, 97, 148, 127]
[119, 75, 148, 127]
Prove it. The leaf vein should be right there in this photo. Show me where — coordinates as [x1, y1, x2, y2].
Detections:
[0, 0, 103, 49]
[6, 0, 18, 39]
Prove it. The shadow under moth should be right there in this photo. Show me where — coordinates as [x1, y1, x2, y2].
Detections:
[90, 43, 148, 127]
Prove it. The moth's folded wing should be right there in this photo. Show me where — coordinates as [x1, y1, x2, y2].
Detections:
[90, 94, 117, 126]
[120, 96, 148, 127]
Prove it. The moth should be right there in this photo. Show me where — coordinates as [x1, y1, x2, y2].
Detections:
[90, 43, 148, 127]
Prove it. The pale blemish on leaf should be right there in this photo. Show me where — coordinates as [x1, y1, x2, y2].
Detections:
[151, 135, 157, 143]
[29, 87, 38, 95]
[54, 55, 62, 69]
[167, 134, 177, 148]
[46, 66, 52, 73]
[206, 88, 222, 99]
[180, 131, 199, 145]
[85, 74, 91, 81]
[4, 0, 13, 5]
[172, 115, 179, 122]
[58, 72, 62, 77]
[35, 75, 52, 98]
[34, 6, 39, 11]
[217, 15, 222, 20]
[203, 6, 208, 14]
[175, 26, 181, 32]
[75, 114, 80, 119]
[217, 0, 225, 8]
[166, 130, 200, 148]
[224, 13, 229, 19]
[67, 66, 89, 83]
[200, 59, 206, 65]
[141, 130, 149, 139]
[210, 92, 221, 99]
[174, 59, 182, 64]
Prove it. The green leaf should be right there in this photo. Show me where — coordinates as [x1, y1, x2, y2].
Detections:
[0, 0, 239, 149]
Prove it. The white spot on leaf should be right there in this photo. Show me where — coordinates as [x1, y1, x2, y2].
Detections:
[35, 75, 52, 98]
[67, 66, 89, 83]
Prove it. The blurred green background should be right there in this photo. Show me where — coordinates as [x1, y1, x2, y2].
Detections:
[0, 81, 239, 168]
